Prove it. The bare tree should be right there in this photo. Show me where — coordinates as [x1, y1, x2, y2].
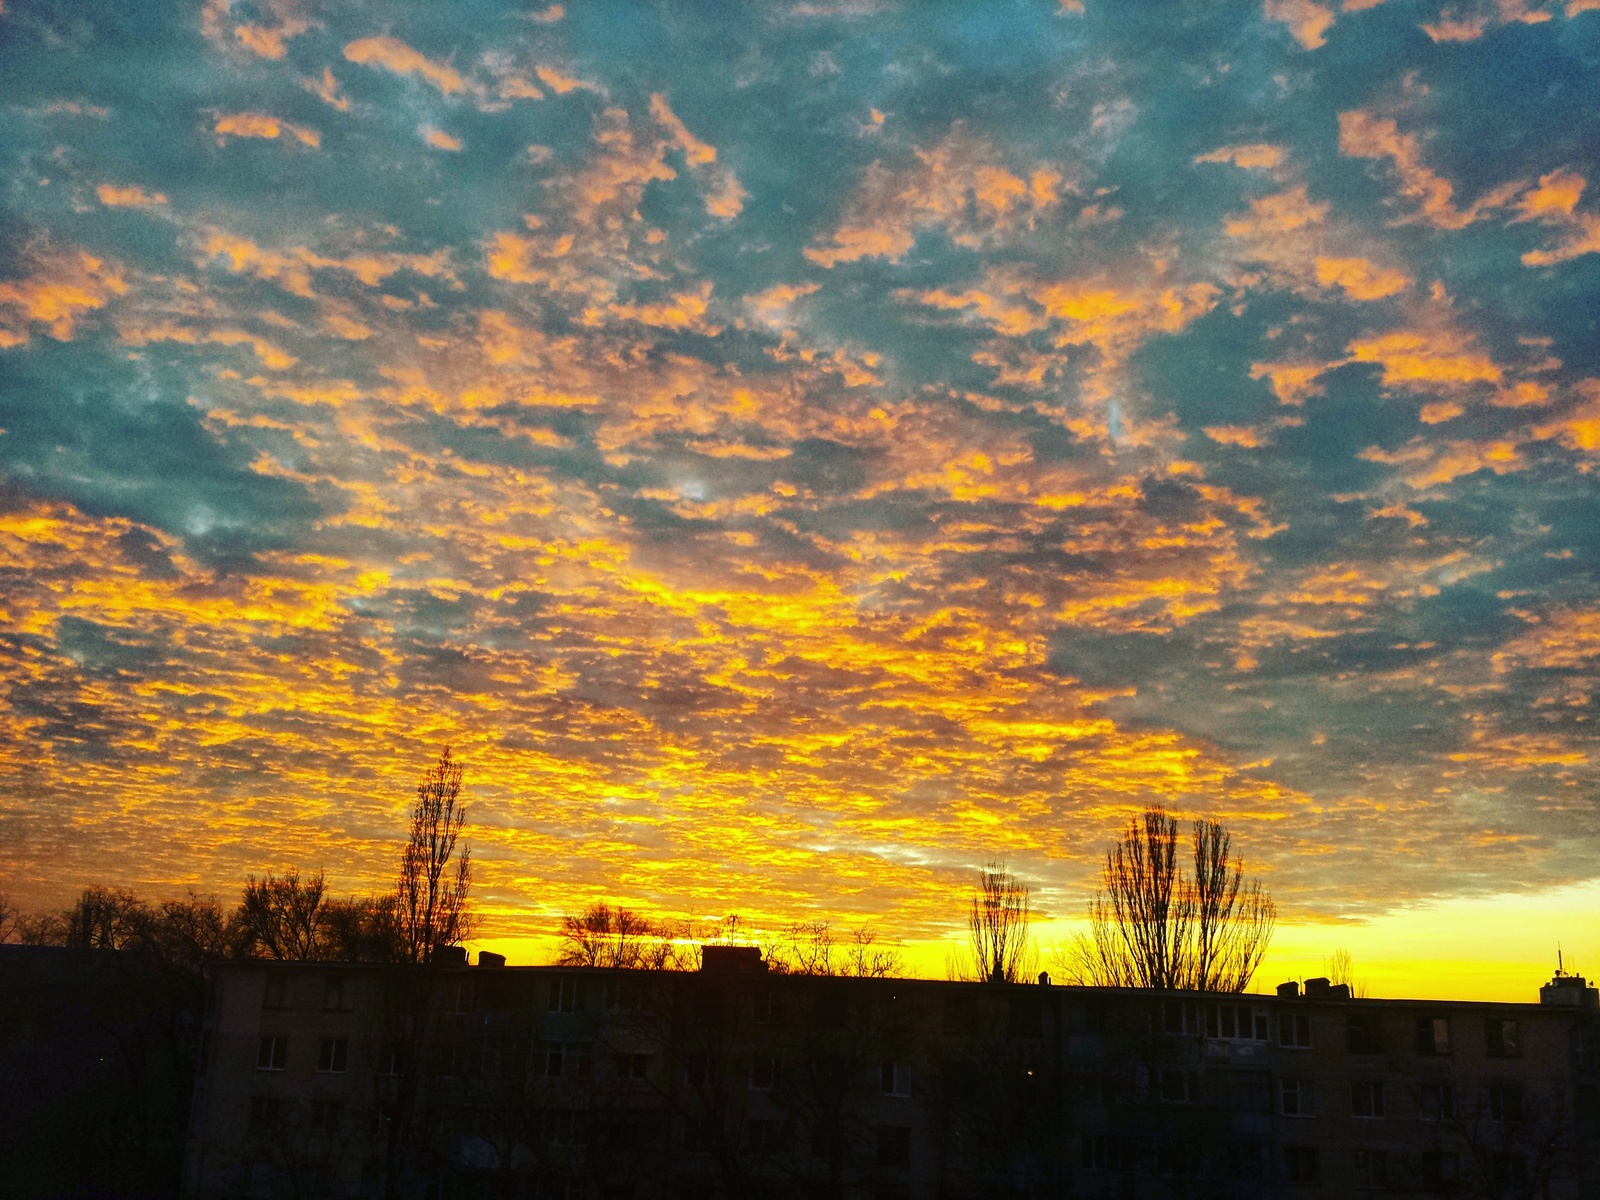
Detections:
[147, 892, 231, 965]
[762, 920, 905, 978]
[396, 746, 474, 964]
[965, 861, 1033, 984]
[557, 901, 657, 968]
[231, 869, 328, 960]
[0, 890, 19, 943]
[1325, 947, 1368, 998]
[65, 886, 151, 950]
[1066, 806, 1274, 992]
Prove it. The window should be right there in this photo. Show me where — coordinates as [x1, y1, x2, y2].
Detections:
[683, 1054, 710, 1087]
[598, 978, 621, 1012]
[1492, 1153, 1527, 1192]
[1159, 1069, 1200, 1104]
[1081, 1133, 1130, 1171]
[1207, 1070, 1271, 1114]
[262, 976, 291, 1010]
[875, 1125, 911, 1169]
[380, 1042, 408, 1077]
[1347, 1012, 1383, 1054]
[1418, 1081, 1454, 1120]
[1354, 1148, 1388, 1189]
[1279, 1012, 1312, 1048]
[257, 1035, 287, 1071]
[1281, 1079, 1314, 1117]
[1415, 1015, 1451, 1055]
[322, 976, 351, 1012]
[539, 1108, 585, 1148]
[752, 990, 773, 1025]
[1422, 1151, 1461, 1192]
[548, 976, 579, 1014]
[747, 1118, 784, 1155]
[317, 1037, 348, 1073]
[249, 1095, 283, 1128]
[1486, 1018, 1521, 1058]
[538, 1042, 565, 1078]
[1164, 1000, 1198, 1034]
[881, 1061, 910, 1097]
[1351, 1081, 1385, 1118]
[1489, 1082, 1523, 1123]
[309, 1097, 343, 1138]
[1284, 1145, 1319, 1186]
[749, 1055, 778, 1091]
[1069, 1071, 1106, 1103]
[617, 1052, 650, 1081]
[1205, 1003, 1262, 1040]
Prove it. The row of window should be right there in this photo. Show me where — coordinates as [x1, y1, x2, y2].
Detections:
[1278, 1079, 1523, 1123]
[256, 1035, 347, 1073]
[1274, 1012, 1522, 1057]
[261, 976, 353, 1012]
[1081, 1139, 1513, 1191]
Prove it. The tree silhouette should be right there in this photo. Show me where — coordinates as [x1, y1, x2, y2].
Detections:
[1068, 806, 1275, 992]
[964, 861, 1033, 984]
[396, 746, 474, 964]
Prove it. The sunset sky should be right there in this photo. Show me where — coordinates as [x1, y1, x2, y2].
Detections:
[2, 0, 1598, 999]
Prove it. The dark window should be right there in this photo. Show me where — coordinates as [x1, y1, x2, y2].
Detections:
[1081, 1133, 1130, 1171]
[317, 1037, 348, 1073]
[1207, 1069, 1272, 1114]
[322, 976, 351, 1012]
[263, 976, 291, 1010]
[1279, 1012, 1311, 1047]
[1281, 1078, 1314, 1117]
[1415, 1015, 1451, 1055]
[752, 990, 772, 1025]
[249, 1095, 283, 1128]
[1486, 1018, 1521, 1058]
[1224, 1143, 1267, 1181]
[1576, 1083, 1600, 1120]
[1347, 1012, 1383, 1054]
[816, 987, 848, 1029]
[1490, 1082, 1523, 1123]
[1159, 1069, 1200, 1104]
[1351, 1081, 1385, 1118]
[1419, 1081, 1454, 1120]
[381, 1042, 408, 1077]
[539, 1108, 585, 1148]
[617, 1052, 650, 1081]
[1008, 995, 1041, 1038]
[549, 976, 579, 1013]
[747, 1118, 784, 1155]
[257, 1035, 287, 1071]
[684, 1118, 715, 1154]
[875, 1125, 910, 1169]
[539, 1042, 565, 1078]
[1205, 1002, 1257, 1039]
[881, 1061, 909, 1096]
[683, 1054, 710, 1087]
[1070, 1071, 1106, 1103]
[1354, 1148, 1388, 1188]
[749, 1055, 778, 1091]
[1422, 1151, 1461, 1192]
[1285, 1145, 1319, 1185]
[1164, 1000, 1197, 1034]
[309, 1097, 343, 1138]
[1492, 1153, 1527, 1192]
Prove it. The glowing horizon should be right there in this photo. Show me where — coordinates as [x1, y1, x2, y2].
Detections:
[2, 0, 1598, 1003]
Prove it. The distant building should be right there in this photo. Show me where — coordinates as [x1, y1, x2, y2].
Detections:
[183, 950, 1600, 1199]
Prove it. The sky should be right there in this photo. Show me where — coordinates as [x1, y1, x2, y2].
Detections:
[1, 0, 1598, 999]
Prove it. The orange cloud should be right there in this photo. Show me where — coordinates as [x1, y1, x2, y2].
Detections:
[1204, 425, 1265, 447]
[1264, 0, 1338, 48]
[1359, 436, 1521, 486]
[1346, 329, 1502, 389]
[1250, 362, 1326, 406]
[420, 126, 463, 152]
[1337, 110, 1521, 229]
[1532, 380, 1600, 451]
[806, 129, 1064, 267]
[0, 249, 128, 345]
[200, 230, 458, 298]
[343, 36, 464, 95]
[97, 183, 167, 208]
[535, 64, 601, 95]
[304, 67, 350, 111]
[1495, 605, 1600, 671]
[1194, 143, 1286, 170]
[1514, 169, 1600, 266]
[1422, 0, 1557, 41]
[214, 112, 320, 148]
[234, 17, 309, 59]
[649, 94, 745, 219]
[119, 322, 298, 369]
[1314, 255, 1411, 299]
[1224, 185, 1328, 236]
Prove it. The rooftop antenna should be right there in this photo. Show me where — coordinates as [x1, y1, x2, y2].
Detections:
[1557, 943, 1566, 977]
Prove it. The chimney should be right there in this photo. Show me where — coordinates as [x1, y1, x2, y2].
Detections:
[1276, 981, 1300, 999]
[477, 951, 507, 968]
[699, 944, 766, 974]
[432, 945, 468, 968]
[1303, 977, 1332, 999]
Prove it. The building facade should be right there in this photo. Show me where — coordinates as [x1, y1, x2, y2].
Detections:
[183, 949, 1600, 1200]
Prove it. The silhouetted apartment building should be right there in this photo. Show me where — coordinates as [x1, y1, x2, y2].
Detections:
[183, 948, 1600, 1200]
